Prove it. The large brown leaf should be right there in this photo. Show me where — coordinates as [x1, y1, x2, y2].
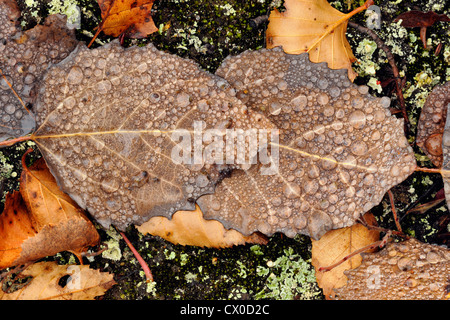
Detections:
[31, 40, 275, 231]
[196, 48, 416, 239]
[0, 0, 78, 142]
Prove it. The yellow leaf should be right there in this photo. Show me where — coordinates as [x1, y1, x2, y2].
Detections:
[0, 262, 115, 300]
[137, 205, 267, 248]
[311, 213, 379, 299]
[266, 0, 374, 81]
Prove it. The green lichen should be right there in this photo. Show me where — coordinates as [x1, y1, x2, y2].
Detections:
[47, 0, 81, 28]
[254, 248, 321, 300]
[102, 227, 122, 261]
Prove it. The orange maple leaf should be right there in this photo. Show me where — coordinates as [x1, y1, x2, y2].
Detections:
[89, 0, 158, 47]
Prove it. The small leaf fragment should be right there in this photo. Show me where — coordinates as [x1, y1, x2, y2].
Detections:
[137, 205, 267, 248]
[311, 213, 379, 299]
[0, 261, 115, 300]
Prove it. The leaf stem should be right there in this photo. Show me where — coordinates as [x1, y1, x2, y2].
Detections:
[415, 167, 442, 174]
[318, 231, 392, 272]
[388, 190, 402, 232]
[0, 135, 32, 148]
[119, 231, 153, 282]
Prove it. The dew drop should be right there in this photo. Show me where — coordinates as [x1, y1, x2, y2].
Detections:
[348, 110, 366, 129]
[350, 141, 368, 156]
[100, 177, 119, 193]
[67, 66, 83, 85]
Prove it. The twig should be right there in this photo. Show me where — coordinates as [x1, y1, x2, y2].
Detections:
[318, 231, 392, 272]
[415, 166, 442, 174]
[388, 190, 402, 232]
[348, 21, 409, 131]
[119, 231, 153, 282]
[0, 135, 32, 148]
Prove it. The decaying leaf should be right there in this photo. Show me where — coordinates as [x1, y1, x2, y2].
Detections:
[416, 81, 450, 167]
[0, 192, 36, 269]
[311, 213, 379, 299]
[0, 0, 78, 142]
[333, 238, 450, 300]
[197, 48, 416, 240]
[395, 10, 450, 48]
[0, 261, 115, 300]
[97, 0, 158, 38]
[440, 91, 450, 215]
[31, 40, 275, 232]
[0, 157, 100, 269]
[266, 0, 373, 81]
[137, 205, 267, 248]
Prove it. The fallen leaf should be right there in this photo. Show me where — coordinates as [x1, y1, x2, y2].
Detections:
[333, 238, 450, 300]
[395, 11, 450, 48]
[416, 81, 450, 167]
[0, 155, 100, 269]
[440, 88, 450, 214]
[0, 0, 78, 142]
[197, 47, 416, 240]
[0, 261, 115, 300]
[311, 213, 379, 299]
[137, 205, 267, 248]
[0, 192, 36, 269]
[96, 0, 157, 39]
[31, 40, 275, 232]
[266, 0, 374, 81]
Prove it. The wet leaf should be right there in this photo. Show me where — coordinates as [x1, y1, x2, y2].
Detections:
[96, 0, 158, 38]
[266, 0, 373, 81]
[0, 156, 100, 269]
[31, 40, 275, 232]
[416, 81, 450, 167]
[0, 261, 115, 300]
[334, 238, 450, 300]
[197, 48, 416, 240]
[137, 205, 267, 248]
[311, 213, 379, 299]
[0, 1, 78, 142]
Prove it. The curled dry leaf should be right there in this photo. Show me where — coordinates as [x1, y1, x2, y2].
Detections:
[0, 0, 78, 142]
[0, 261, 115, 300]
[137, 205, 267, 248]
[311, 213, 379, 299]
[416, 81, 450, 167]
[0, 156, 100, 269]
[395, 10, 450, 48]
[266, 0, 374, 81]
[333, 238, 450, 300]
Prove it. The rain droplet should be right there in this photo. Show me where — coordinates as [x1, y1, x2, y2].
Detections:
[67, 66, 83, 85]
[101, 177, 119, 193]
[350, 141, 368, 156]
[348, 110, 366, 129]
[283, 183, 301, 198]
